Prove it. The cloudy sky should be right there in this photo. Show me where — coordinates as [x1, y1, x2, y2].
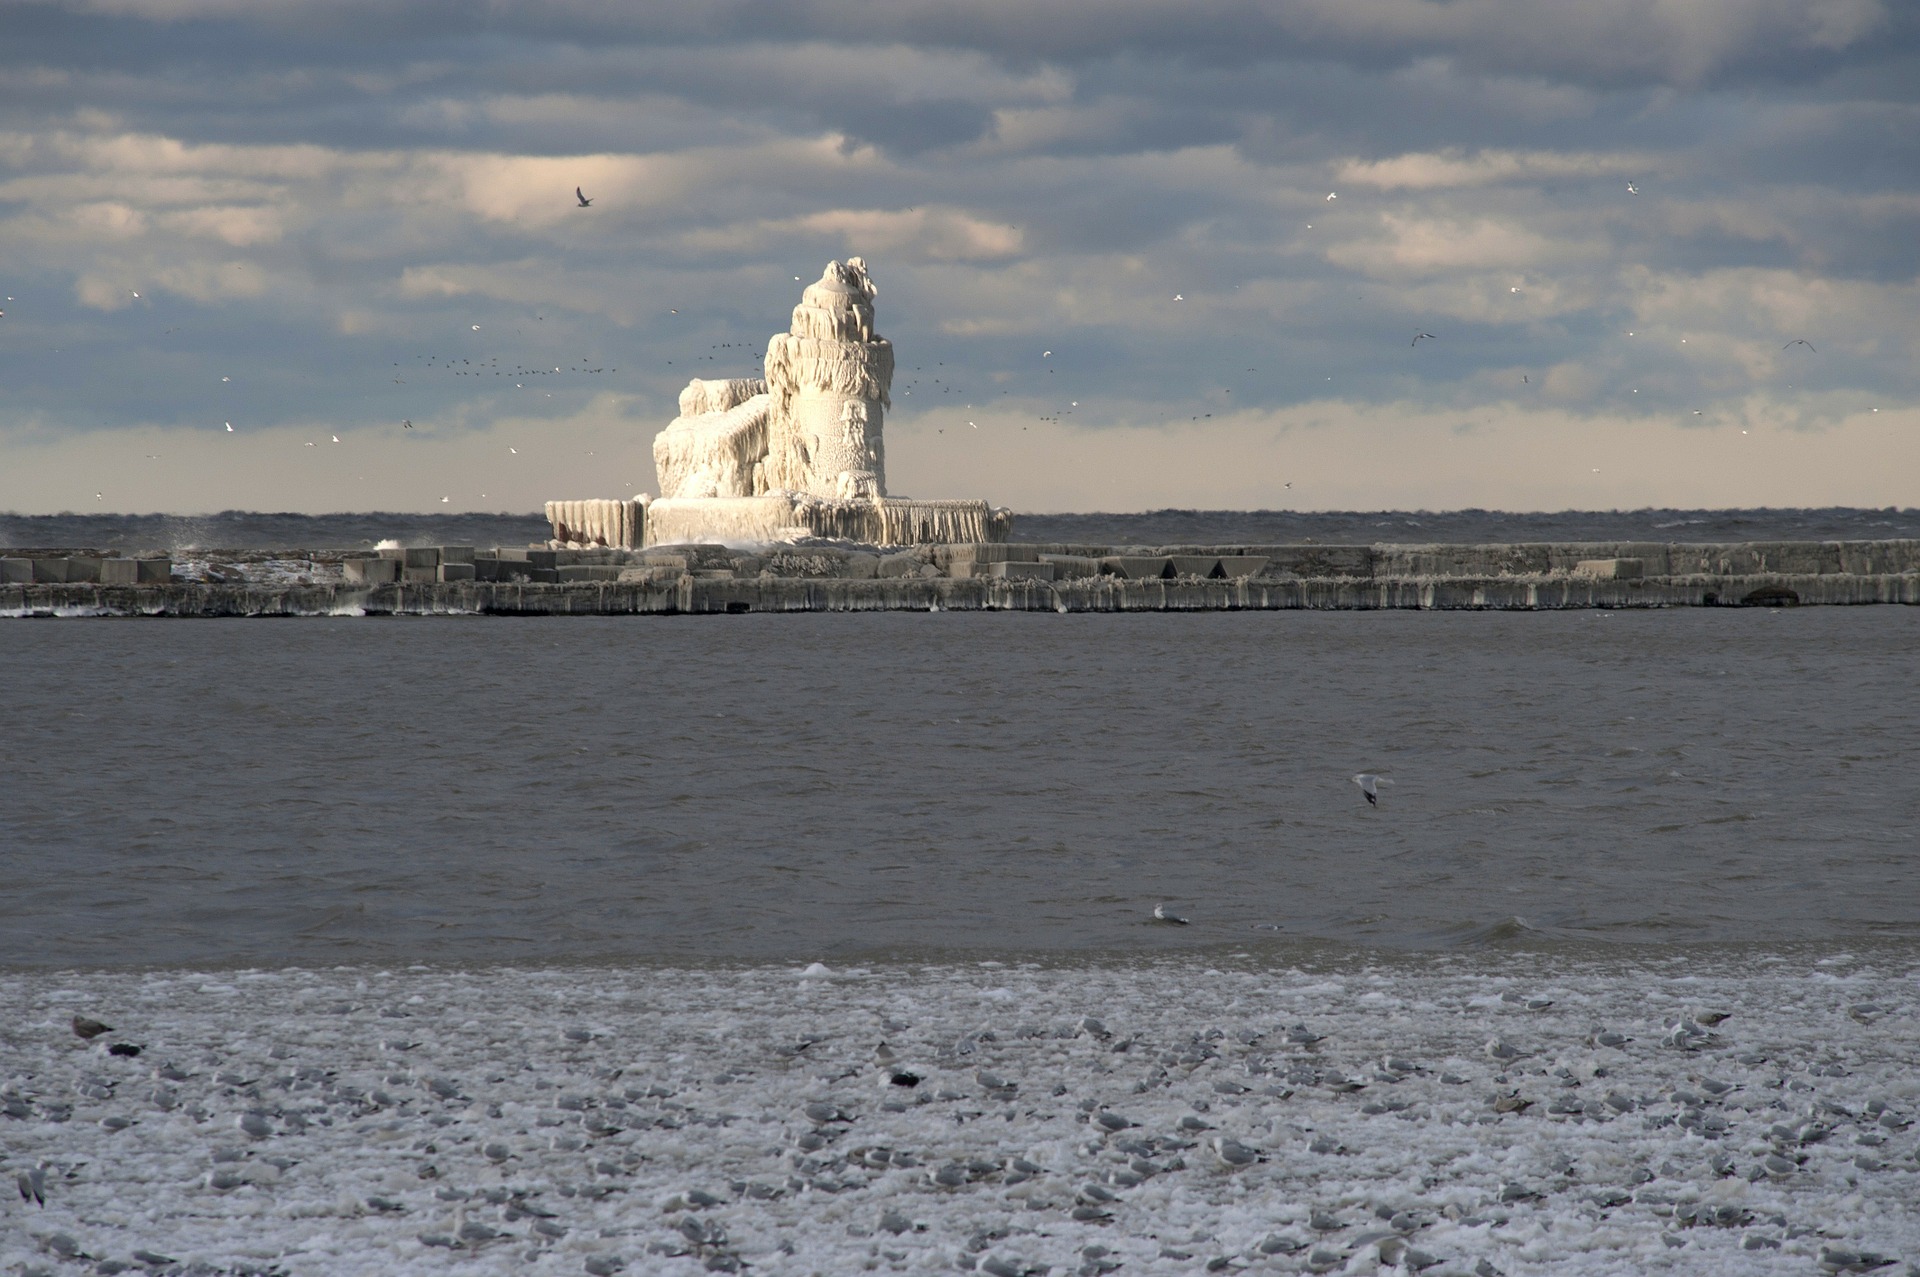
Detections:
[2, 0, 1916, 515]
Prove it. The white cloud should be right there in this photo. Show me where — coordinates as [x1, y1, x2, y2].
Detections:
[1336, 148, 1651, 191]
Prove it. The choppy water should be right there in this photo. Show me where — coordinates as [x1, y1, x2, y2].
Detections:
[3, 505, 1916, 551]
[3, 608, 1914, 968]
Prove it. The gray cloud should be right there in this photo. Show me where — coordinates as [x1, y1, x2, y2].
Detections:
[0, 0, 1914, 514]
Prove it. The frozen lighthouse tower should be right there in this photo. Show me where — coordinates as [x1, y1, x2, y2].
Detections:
[760, 257, 891, 500]
[551, 258, 1011, 549]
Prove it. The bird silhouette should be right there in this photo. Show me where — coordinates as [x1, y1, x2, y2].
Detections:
[1412, 332, 1437, 346]
[575, 187, 592, 207]
[1783, 339, 1817, 352]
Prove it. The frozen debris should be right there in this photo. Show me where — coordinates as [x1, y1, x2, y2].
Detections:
[0, 957, 1914, 1275]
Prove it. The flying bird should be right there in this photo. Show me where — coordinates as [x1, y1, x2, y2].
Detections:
[1352, 773, 1393, 807]
[224, 422, 233, 432]
[402, 419, 413, 429]
[1626, 182, 1639, 195]
[1783, 339, 1816, 352]
[1411, 332, 1437, 346]
[1326, 192, 1337, 201]
[331, 435, 341, 443]
[575, 187, 592, 207]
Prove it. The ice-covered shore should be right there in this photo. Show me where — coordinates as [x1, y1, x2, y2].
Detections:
[3, 954, 1915, 1276]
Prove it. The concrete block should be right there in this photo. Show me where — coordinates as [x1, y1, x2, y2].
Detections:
[64, 558, 101, 582]
[494, 548, 531, 562]
[136, 558, 172, 583]
[526, 549, 560, 570]
[437, 546, 475, 565]
[438, 562, 476, 582]
[1214, 556, 1270, 578]
[1101, 556, 1175, 580]
[639, 553, 689, 569]
[1038, 554, 1101, 579]
[1261, 546, 1374, 578]
[978, 560, 1056, 580]
[343, 557, 400, 584]
[99, 559, 139, 585]
[1572, 558, 1643, 580]
[877, 552, 925, 578]
[403, 547, 440, 569]
[403, 566, 438, 584]
[0, 558, 32, 583]
[845, 552, 880, 579]
[377, 546, 406, 560]
[1170, 555, 1222, 578]
[557, 564, 622, 582]
[934, 543, 1040, 567]
[528, 567, 559, 583]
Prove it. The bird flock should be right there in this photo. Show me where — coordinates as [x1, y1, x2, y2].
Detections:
[55, 178, 1834, 506]
[3, 958, 1912, 1275]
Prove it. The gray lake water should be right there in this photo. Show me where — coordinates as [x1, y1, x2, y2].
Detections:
[2, 608, 1916, 968]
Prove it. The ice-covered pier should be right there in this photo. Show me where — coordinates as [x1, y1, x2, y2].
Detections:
[3, 539, 1918, 616]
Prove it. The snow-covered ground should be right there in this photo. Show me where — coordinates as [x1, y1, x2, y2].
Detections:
[3, 953, 1915, 1276]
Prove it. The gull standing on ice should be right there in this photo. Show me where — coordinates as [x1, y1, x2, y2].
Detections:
[1352, 773, 1393, 807]
[1152, 904, 1190, 925]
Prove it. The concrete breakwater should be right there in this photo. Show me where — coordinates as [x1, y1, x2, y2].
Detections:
[3, 538, 1917, 615]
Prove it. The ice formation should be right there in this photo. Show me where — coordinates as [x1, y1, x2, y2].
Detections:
[541, 499, 646, 550]
[3, 954, 1916, 1276]
[656, 260, 890, 504]
[628, 258, 1008, 548]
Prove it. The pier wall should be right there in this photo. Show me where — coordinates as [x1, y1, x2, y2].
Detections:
[5, 568, 1916, 617]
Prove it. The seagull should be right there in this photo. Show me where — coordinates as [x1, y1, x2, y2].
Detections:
[72, 1015, 114, 1039]
[1626, 182, 1639, 195]
[1484, 1037, 1529, 1063]
[402, 419, 413, 429]
[304, 441, 315, 447]
[1213, 1136, 1265, 1169]
[332, 435, 341, 443]
[440, 496, 449, 503]
[1173, 294, 1184, 301]
[1783, 339, 1816, 352]
[16, 1164, 49, 1207]
[225, 422, 233, 432]
[575, 186, 592, 207]
[1411, 332, 1437, 347]
[1326, 192, 1337, 201]
[1352, 773, 1393, 807]
[1153, 904, 1190, 925]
